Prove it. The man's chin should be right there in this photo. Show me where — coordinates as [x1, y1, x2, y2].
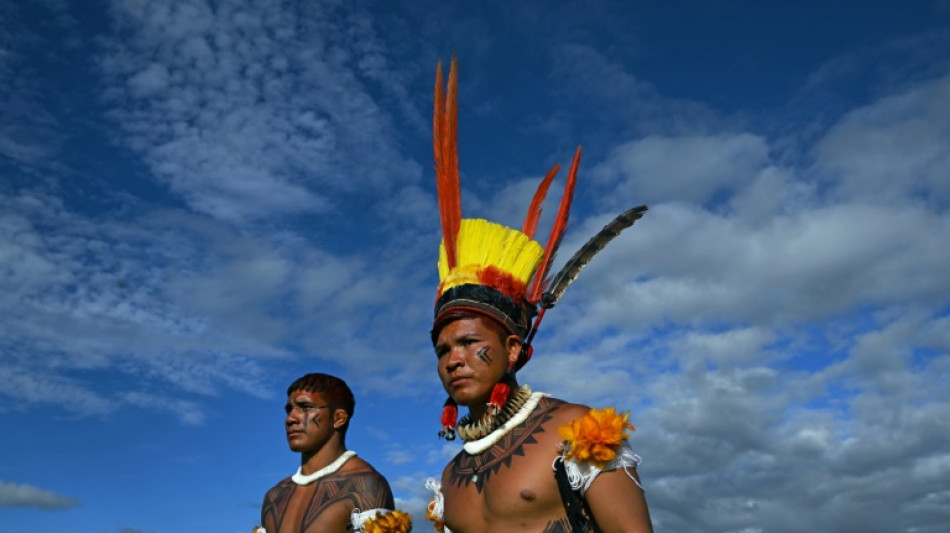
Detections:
[287, 442, 309, 453]
[449, 391, 488, 409]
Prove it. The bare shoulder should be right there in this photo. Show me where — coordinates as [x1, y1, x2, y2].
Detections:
[544, 397, 592, 426]
[343, 455, 383, 475]
[262, 476, 294, 500]
[331, 457, 395, 509]
[260, 477, 294, 530]
[340, 456, 391, 484]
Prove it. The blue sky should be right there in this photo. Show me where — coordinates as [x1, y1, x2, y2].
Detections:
[2, 0, 949, 532]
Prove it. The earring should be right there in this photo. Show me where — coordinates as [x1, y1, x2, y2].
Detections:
[439, 397, 458, 440]
[487, 361, 517, 416]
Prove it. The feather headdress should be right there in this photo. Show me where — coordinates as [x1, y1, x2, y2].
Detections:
[430, 57, 647, 439]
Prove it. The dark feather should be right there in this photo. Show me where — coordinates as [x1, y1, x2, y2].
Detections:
[541, 205, 648, 309]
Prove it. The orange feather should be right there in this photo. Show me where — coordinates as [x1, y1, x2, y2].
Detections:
[529, 146, 582, 302]
[434, 57, 462, 268]
[521, 163, 560, 238]
[433, 61, 443, 175]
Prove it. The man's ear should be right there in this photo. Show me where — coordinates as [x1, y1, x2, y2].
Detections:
[332, 408, 350, 430]
[505, 335, 523, 366]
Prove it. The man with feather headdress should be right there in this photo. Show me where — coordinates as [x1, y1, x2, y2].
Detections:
[424, 58, 654, 533]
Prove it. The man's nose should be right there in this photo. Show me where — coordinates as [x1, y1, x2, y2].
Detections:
[285, 409, 300, 425]
[444, 347, 465, 370]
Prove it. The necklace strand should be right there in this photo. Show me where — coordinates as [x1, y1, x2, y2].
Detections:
[457, 384, 534, 441]
[291, 450, 357, 485]
[462, 391, 548, 455]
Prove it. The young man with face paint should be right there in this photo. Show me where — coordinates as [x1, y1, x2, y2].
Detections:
[258, 373, 406, 533]
[424, 58, 653, 533]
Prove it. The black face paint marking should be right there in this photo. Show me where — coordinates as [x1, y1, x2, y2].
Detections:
[476, 346, 492, 365]
[301, 406, 326, 431]
[306, 410, 321, 431]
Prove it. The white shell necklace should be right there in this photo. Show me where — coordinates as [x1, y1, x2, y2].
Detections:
[291, 450, 357, 486]
[463, 392, 548, 455]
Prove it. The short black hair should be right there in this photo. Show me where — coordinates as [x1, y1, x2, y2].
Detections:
[287, 373, 355, 433]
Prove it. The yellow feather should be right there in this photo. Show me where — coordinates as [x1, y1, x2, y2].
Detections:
[438, 219, 544, 294]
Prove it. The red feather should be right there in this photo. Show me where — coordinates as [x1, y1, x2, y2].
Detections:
[434, 57, 462, 268]
[479, 265, 528, 302]
[488, 382, 511, 415]
[521, 163, 560, 238]
[529, 146, 582, 302]
[440, 399, 458, 428]
[439, 397, 458, 439]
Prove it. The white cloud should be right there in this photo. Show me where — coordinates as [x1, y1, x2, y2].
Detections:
[389, 472, 440, 528]
[670, 327, 777, 367]
[817, 74, 950, 206]
[0, 180, 438, 420]
[120, 391, 206, 425]
[385, 448, 415, 466]
[0, 365, 113, 417]
[97, 0, 420, 224]
[544, 200, 950, 335]
[597, 133, 771, 206]
[0, 480, 80, 509]
[0, 190, 301, 416]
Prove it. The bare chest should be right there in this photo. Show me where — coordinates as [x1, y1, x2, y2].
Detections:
[443, 454, 563, 523]
[269, 481, 351, 533]
[441, 401, 570, 532]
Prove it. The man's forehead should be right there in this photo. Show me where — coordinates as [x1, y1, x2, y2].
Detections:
[437, 317, 492, 341]
[286, 390, 324, 403]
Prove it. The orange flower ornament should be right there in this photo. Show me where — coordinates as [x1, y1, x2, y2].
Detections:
[558, 407, 635, 468]
[363, 511, 412, 533]
[363, 510, 413, 533]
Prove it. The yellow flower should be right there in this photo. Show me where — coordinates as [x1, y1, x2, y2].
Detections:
[364, 510, 412, 533]
[558, 407, 634, 468]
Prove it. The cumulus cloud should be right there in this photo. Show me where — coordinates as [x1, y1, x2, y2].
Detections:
[596, 133, 772, 206]
[0, 480, 80, 509]
[817, 74, 950, 207]
[545, 198, 950, 337]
